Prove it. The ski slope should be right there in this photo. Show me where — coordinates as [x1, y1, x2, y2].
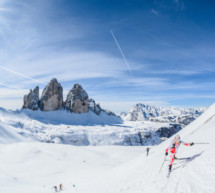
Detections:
[0, 104, 215, 193]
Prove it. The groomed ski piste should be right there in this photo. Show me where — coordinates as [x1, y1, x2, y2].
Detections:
[0, 104, 215, 193]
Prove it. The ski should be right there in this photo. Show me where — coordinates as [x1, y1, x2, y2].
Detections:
[167, 170, 171, 178]
[175, 157, 192, 160]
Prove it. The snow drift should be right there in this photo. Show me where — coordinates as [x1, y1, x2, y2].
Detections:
[0, 122, 27, 144]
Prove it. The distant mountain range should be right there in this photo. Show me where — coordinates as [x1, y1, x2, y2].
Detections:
[121, 103, 206, 127]
[0, 102, 206, 146]
[0, 79, 207, 146]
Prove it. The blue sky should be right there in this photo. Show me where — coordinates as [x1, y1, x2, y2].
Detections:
[0, 0, 215, 113]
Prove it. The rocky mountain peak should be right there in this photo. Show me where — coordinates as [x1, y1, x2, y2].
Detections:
[68, 84, 88, 101]
[65, 83, 88, 113]
[40, 78, 63, 111]
[22, 79, 118, 118]
[22, 86, 39, 110]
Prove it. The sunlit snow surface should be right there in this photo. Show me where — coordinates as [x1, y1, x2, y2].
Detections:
[0, 104, 215, 193]
[0, 108, 165, 145]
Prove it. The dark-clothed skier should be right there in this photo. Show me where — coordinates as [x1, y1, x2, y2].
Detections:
[53, 186, 58, 192]
[165, 135, 194, 172]
[146, 147, 150, 156]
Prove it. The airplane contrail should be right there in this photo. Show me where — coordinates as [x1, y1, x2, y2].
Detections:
[110, 30, 132, 75]
[0, 65, 71, 93]
[0, 82, 23, 90]
[0, 65, 46, 85]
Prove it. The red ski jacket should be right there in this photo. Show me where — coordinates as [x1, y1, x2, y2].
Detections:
[165, 140, 189, 154]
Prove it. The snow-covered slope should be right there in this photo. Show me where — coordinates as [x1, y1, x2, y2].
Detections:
[0, 122, 29, 144]
[0, 108, 168, 145]
[75, 103, 215, 193]
[0, 103, 208, 147]
[0, 103, 214, 193]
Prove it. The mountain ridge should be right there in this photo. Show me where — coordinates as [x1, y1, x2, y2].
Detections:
[22, 78, 120, 119]
[121, 103, 206, 127]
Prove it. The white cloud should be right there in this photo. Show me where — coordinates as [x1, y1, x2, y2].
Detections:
[173, 0, 185, 10]
[151, 9, 159, 16]
[0, 88, 27, 99]
[0, 88, 27, 110]
[0, 50, 127, 89]
[0, 1, 133, 90]
[0, 0, 213, 111]
[105, 77, 168, 87]
[0, 99, 22, 110]
[148, 69, 207, 76]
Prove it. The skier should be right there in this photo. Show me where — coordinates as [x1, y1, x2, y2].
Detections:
[165, 135, 194, 173]
[146, 147, 150, 156]
[53, 186, 58, 192]
[59, 184, 63, 191]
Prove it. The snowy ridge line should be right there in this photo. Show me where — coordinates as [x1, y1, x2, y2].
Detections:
[189, 114, 215, 135]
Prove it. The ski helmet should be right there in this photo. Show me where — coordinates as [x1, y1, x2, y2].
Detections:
[174, 135, 180, 142]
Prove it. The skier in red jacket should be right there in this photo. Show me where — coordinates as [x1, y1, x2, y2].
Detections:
[165, 135, 194, 172]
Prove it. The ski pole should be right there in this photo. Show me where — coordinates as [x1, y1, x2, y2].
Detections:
[194, 143, 209, 144]
[159, 155, 166, 173]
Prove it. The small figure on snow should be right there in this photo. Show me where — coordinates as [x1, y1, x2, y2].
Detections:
[146, 147, 150, 156]
[165, 135, 194, 173]
[59, 184, 63, 191]
[53, 186, 58, 192]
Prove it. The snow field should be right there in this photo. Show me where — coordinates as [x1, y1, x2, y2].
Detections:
[0, 104, 214, 193]
[0, 143, 145, 193]
[0, 108, 166, 145]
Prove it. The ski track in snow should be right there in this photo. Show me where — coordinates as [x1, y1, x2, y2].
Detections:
[0, 104, 215, 192]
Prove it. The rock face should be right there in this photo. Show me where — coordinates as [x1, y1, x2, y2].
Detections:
[178, 115, 195, 127]
[22, 86, 39, 110]
[124, 104, 159, 121]
[88, 98, 119, 117]
[22, 78, 119, 119]
[40, 78, 63, 111]
[65, 84, 88, 113]
[155, 124, 182, 138]
[88, 98, 102, 115]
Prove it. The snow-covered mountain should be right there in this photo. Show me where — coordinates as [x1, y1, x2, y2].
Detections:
[0, 103, 214, 193]
[0, 108, 162, 146]
[0, 103, 206, 147]
[3, 80, 201, 146]
[23, 78, 120, 119]
[0, 103, 206, 146]
[122, 103, 206, 126]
